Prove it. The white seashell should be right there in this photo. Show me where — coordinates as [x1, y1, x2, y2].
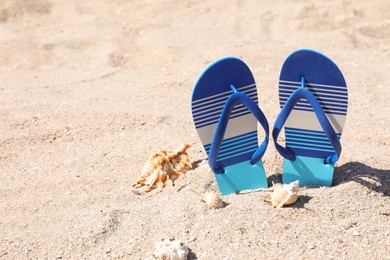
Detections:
[192, 189, 224, 209]
[266, 181, 300, 208]
[203, 191, 224, 209]
[153, 236, 189, 260]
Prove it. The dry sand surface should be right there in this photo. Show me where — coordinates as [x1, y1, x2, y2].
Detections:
[0, 0, 389, 259]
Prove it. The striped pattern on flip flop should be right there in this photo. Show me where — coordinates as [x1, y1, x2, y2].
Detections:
[285, 127, 341, 159]
[192, 83, 259, 168]
[279, 71, 348, 158]
[279, 79, 347, 160]
[203, 131, 258, 166]
[192, 84, 258, 128]
[279, 80, 348, 115]
[191, 56, 269, 194]
[276, 49, 348, 186]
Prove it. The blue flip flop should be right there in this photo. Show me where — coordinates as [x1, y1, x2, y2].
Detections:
[191, 57, 269, 195]
[273, 49, 348, 186]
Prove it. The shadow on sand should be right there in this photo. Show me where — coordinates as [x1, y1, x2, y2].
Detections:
[264, 161, 389, 209]
[267, 161, 389, 197]
[191, 159, 204, 170]
[188, 250, 198, 260]
[192, 159, 389, 202]
[333, 161, 389, 196]
[290, 195, 313, 209]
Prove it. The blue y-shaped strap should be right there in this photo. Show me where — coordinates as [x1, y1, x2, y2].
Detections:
[273, 77, 341, 164]
[208, 85, 269, 173]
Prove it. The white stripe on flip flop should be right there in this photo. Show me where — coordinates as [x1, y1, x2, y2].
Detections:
[279, 80, 347, 90]
[196, 114, 257, 145]
[285, 110, 346, 134]
[192, 89, 257, 113]
[192, 94, 258, 117]
[192, 83, 256, 107]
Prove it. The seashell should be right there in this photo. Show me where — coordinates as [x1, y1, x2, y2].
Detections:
[133, 142, 194, 192]
[204, 190, 224, 209]
[153, 236, 189, 260]
[265, 181, 299, 208]
[192, 189, 224, 209]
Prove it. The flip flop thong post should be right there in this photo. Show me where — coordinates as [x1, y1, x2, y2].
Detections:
[273, 49, 348, 186]
[191, 57, 269, 195]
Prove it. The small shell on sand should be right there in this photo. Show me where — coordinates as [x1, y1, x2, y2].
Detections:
[133, 142, 194, 192]
[153, 236, 189, 260]
[192, 189, 224, 209]
[265, 181, 299, 208]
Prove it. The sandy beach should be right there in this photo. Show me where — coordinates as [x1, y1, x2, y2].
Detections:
[0, 0, 389, 258]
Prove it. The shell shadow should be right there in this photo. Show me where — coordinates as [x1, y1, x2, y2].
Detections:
[188, 250, 198, 260]
[221, 201, 231, 208]
[334, 161, 389, 196]
[191, 159, 204, 170]
[267, 173, 282, 186]
[290, 195, 313, 209]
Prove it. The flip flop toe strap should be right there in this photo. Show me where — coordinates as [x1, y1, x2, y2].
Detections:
[209, 85, 269, 173]
[273, 77, 341, 164]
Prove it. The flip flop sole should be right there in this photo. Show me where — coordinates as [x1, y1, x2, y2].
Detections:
[279, 49, 348, 186]
[192, 57, 268, 194]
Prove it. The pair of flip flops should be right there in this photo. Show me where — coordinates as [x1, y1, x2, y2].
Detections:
[191, 49, 348, 195]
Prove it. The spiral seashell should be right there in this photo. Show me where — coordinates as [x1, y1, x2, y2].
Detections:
[204, 190, 224, 209]
[265, 181, 299, 208]
[192, 189, 224, 209]
[153, 236, 189, 260]
[132, 142, 194, 192]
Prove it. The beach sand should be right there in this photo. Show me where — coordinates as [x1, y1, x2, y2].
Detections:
[0, 0, 389, 258]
